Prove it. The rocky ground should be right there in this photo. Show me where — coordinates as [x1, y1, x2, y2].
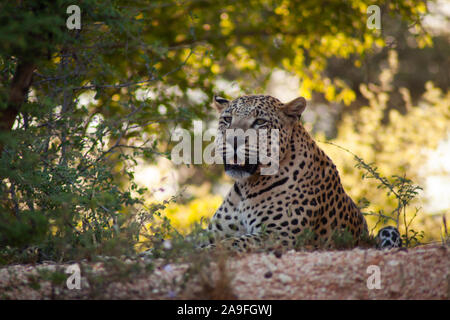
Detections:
[0, 244, 448, 300]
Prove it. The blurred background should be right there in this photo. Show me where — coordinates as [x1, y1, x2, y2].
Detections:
[0, 0, 448, 261]
[127, 0, 449, 242]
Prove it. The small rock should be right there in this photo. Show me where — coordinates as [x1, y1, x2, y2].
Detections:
[388, 260, 399, 267]
[261, 256, 277, 271]
[274, 250, 283, 258]
[390, 283, 401, 293]
[163, 264, 173, 272]
[264, 271, 273, 279]
[278, 274, 292, 284]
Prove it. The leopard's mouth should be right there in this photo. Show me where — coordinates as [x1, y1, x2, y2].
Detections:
[223, 161, 258, 180]
[224, 163, 258, 173]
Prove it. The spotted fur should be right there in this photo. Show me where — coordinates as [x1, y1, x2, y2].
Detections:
[376, 226, 402, 249]
[204, 94, 400, 251]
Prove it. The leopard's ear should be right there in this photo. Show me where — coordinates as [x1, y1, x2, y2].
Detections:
[281, 97, 306, 118]
[212, 95, 229, 112]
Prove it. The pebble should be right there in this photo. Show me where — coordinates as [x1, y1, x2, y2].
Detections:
[278, 274, 292, 284]
[388, 260, 400, 266]
[274, 250, 283, 258]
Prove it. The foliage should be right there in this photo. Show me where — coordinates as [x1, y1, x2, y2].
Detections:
[294, 228, 316, 249]
[353, 155, 424, 246]
[319, 50, 449, 242]
[157, 195, 222, 232]
[0, 0, 173, 262]
[350, 152, 424, 246]
[0, 89, 150, 261]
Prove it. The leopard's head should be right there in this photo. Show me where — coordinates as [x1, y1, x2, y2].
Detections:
[213, 94, 306, 180]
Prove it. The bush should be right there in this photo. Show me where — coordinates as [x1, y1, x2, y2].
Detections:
[0, 94, 151, 262]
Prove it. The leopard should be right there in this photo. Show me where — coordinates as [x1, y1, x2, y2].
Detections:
[203, 94, 401, 251]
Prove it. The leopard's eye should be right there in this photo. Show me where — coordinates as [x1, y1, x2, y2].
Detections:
[221, 116, 232, 125]
[253, 118, 268, 127]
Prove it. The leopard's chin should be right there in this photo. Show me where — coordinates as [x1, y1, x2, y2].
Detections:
[224, 163, 258, 180]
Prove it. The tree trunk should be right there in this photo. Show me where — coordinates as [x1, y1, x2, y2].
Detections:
[0, 61, 35, 153]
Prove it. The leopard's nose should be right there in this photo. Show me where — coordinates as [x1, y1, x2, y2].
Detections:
[223, 136, 245, 165]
